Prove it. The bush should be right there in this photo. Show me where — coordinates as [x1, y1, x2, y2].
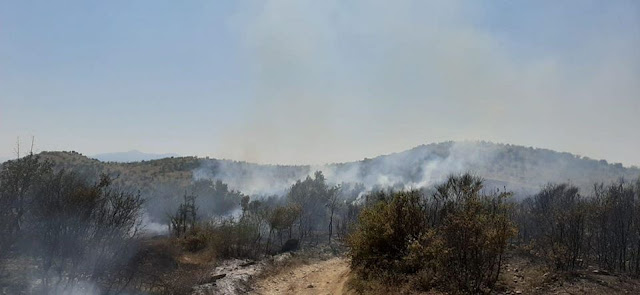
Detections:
[0, 154, 145, 294]
[29, 173, 144, 292]
[349, 190, 428, 274]
[177, 218, 263, 259]
[348, 174, 515, 294]
[182, 233, 208, 252]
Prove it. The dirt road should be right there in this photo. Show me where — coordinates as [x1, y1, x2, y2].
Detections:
[252, 257, 352, 295]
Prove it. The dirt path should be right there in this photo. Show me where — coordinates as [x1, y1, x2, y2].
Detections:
[252, 257, 352, 295]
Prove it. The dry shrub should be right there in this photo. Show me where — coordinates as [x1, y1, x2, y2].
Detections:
[127, 237, 211, 295]
[348, 174, 516, 294]
[181, 230, 208, 252]
[175, 218, 263, 260]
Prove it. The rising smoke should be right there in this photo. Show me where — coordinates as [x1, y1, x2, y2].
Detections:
[216, 0, 640, 167]
[193, 141, 640, 200]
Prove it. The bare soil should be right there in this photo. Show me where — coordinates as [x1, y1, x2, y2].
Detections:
[251, 257, 353, 295]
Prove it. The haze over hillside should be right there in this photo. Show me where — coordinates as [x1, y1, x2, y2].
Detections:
[37, 141, 640, 202]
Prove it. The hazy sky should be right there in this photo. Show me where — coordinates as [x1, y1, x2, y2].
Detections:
[1, 0, 638, 165]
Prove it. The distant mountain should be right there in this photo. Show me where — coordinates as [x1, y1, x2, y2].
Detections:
[92, 150, 179, 163]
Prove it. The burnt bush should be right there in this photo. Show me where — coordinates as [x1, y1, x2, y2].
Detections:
[0, 154, 52, 260]
[0, 155, 144, 294]
[281, 239, 299, 253]
[29, 172, 144, 293]
[516, 179, 640, 274]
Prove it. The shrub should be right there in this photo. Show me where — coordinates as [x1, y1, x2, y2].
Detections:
[348, 174, 515, 294]
[349, 190, 428, 275]
[182, 233, 208, 252]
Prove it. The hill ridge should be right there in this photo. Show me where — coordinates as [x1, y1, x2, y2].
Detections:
[28, 142, 638, 198]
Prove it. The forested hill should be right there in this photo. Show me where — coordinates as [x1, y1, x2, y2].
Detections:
[24, 141, 640, 198]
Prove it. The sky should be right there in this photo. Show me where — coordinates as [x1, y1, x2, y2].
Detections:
[1, 0, 639, 166]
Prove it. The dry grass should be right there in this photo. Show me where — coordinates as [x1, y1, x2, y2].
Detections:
[125, 236, 216, 294]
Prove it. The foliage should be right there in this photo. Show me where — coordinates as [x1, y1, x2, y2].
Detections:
[286, 171, 339, 242]
[348, 174, 516, 294]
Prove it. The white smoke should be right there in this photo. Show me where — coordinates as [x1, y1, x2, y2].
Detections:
[140, 211, 168, 235]
[216, 0, 640, 167]
[194, 141, 498, 197]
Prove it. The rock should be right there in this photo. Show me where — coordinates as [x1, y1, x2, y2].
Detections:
[192, 259, 266, 295]
[592, 269, 611, 275]
[281, 239, 300, 253]
[515, 291, 522, 294]
[201, 273, 226, 284]
[240, 261, 256, 267]
[273, 252, 292, 263]
[307, 284, 314, 288]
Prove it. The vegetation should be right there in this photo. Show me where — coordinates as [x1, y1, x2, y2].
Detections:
[171, 170, 342, 260]
[0, 154, 143, 294]
[1, 144, 640, 294]
[348, 174, 515, 293]
[515, 179, 640, 273]
[36, 141, 640, 220]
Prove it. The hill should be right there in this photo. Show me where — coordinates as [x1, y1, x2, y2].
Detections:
[34, 141, 639, 199]
[92, 150, 180, 162]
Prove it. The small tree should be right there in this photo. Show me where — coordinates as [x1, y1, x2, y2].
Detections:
[169, 193, 197, 237]
[266, 204, 301, 253]
[530, 184, 585, 270]
[287, 171, 334, 241]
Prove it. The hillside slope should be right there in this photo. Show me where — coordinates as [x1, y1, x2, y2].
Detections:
[31, 141, 640, 199]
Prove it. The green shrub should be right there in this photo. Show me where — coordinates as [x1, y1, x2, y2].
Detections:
[348, 174, 515, 294]
[349, 190, 428, 275]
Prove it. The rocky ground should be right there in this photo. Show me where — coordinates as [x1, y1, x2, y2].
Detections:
[191, 253, 296, 295]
